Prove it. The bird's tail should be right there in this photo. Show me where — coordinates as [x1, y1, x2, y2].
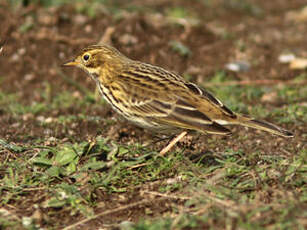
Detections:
[235, 114, 294, 138]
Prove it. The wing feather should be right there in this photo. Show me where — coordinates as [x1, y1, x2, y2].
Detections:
[184, 83, 236, 118]
[124, 96, 231, 135]
[113, 64, 232, 135]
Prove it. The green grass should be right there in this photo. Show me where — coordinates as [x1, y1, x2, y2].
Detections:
[0, 87, 98, 117]
[0, 135, 305, 229]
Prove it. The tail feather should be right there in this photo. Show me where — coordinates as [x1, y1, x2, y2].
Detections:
[237, 115, 294, 138]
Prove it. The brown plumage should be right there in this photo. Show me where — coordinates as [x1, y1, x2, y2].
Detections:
[63, 44, 293, 140]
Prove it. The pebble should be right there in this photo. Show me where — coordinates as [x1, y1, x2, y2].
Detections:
[286, 6, 307, 22]
[261, 91, 277, 103]
[59, 52, 65, 59]
[225, 61, 250, 72]
[74, 14, 88, 25]
[278, 53, 296, 63]
[11, 48, 26, 62]
[22, 217, 32, 227]
[119, 34, 138, 45]
[85, 25, 92, 33]
[289, 58, 307, 69]
[120, 221, 134, 230]
[37, 116, 45, 122]
[45, 117, 53, 123]
[37, 12, 56, 26]
[24, 73, 35, 81]
[18, 48, 26, 56]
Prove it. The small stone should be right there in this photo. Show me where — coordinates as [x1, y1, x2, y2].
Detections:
[145, 13, 166, 28]
[59, 191, 68, 199]
[59, 52, 65, 59]
[45, 117, 53, 123]
[22, 113, 34, 121]
[37, 12, 56, 26]
[225, 61, 250, 72]
[44, 129, 53, 136]
[37, 116, 45, 122]
[11, 122, 20, 128]
[286, 6, 307, 22]
[24, 73, 35, 81]
[47, 136, 57, 143]
[186, 65, 202, 75]
[22, 217, 32, 227]
[120, 221, 134, 230]
[166, 178, 177, 184]
[278, 53, 296, 63]
[289, 58, 307, 69]
[261, 91, 277, 103]
[72, 91, 81, 98]
[119, 34, 138, 46]
[11, 53, 19, 62]
[68, 130, 75, 136]
[49, 67, 57, 76]
[18, 48, 26, 56]
[85, 25, 92, 33]
[74, 14, 88, 25]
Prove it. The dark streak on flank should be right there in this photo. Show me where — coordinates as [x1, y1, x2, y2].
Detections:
[169, 113, 231, 135]
[173, 107, 212, 123]
[98, 83, 125, 114]
[176, 99, 196, 109]
[153, 100, 172, 110]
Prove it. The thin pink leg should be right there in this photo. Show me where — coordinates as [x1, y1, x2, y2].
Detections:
[159, 131, 188, 156]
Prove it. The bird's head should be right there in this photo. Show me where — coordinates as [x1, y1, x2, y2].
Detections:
[63, 44, 130, 78]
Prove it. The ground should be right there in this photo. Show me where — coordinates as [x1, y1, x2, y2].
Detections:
[0, 0, 306, 229]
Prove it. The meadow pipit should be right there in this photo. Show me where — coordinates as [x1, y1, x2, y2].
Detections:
[63, 44, 293, 154]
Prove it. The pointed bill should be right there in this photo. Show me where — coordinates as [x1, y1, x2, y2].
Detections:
[62, 60, 78, 67]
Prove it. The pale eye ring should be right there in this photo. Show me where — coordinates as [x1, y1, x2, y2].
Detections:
[83, 54, 90, 61]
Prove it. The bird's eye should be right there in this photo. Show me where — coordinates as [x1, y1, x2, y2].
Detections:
[83, 54, 90, 61]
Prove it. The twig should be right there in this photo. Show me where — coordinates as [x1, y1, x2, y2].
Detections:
[200, 191, 239, 211]
[98, 27, 115, 45]
[22, 187, 46, 191]
[143, 190, 190, 200]
[128, 162, 148, 169]
[62, 197, 168, 230]
[203, 79, 307, 87]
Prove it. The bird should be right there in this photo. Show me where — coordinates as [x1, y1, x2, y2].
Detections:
[63, 44, 293, 155]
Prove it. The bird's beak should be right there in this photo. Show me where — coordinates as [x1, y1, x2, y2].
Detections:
[62, 60, 78, 67]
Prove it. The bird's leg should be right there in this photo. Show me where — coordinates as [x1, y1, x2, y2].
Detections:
[159, 131, 188, 156]
[152, 134, 176, 144]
